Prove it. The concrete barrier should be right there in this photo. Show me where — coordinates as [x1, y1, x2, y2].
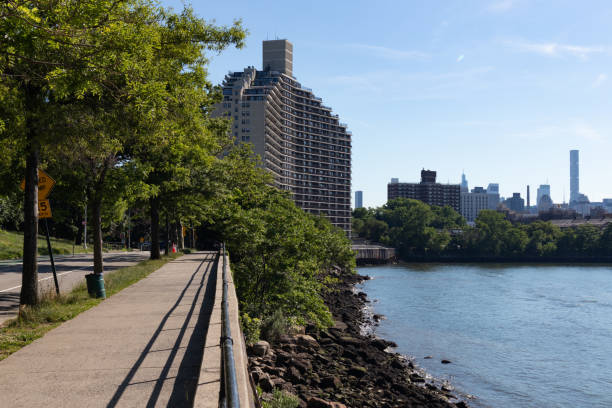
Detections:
[194, 252, 254, 407]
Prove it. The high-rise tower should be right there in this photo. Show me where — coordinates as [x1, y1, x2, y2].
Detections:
[213, 40, 352, 233]
[354, 191, 363, 209]
[570, 150, 579, 204]
[461, 172, 468, 192]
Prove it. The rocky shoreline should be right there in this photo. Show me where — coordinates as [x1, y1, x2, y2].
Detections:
[248, 269, 468, 408]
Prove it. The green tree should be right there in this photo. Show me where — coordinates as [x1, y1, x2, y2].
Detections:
[521, 221, 561, 256]
[1, 0, 165, 305]
[431, 205, 466, 230]
[599, 223, 612, 255]
[474, 210, 527, 256]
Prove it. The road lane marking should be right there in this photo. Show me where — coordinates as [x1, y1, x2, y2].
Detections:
[0, 265, 93, 293]
[0, 252, 149, 293]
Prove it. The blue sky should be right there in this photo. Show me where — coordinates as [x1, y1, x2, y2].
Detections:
[163, 0, 612, 207]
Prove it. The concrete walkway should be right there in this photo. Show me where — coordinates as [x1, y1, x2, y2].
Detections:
[0, 252, 218, 408]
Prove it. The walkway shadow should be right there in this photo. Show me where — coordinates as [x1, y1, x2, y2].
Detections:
[106, 252, 218, 408]
[166, 256, 218, 406]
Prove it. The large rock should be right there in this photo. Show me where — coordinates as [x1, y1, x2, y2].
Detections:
[292, 357, 312, 373]
[307, 396, 333, 408]
[296, 334, 319, 349]
[321, 375, 342, 389]
[259, 374, 274, 392]
[285, 366, 303, 383]
[306, 397, 346, 408]
[252, 340, 270, 357]
[348, 365, 367, 378]
[338, 336, 362, 347]
[370, 338, 389, 351]
[276, 350, 293, 365]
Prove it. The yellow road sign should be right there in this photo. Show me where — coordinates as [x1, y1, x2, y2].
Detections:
[38, 199, 52, 219]
[20, 169, 56, 199]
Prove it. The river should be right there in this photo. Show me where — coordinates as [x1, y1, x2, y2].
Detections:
[358, 263, 612, 408]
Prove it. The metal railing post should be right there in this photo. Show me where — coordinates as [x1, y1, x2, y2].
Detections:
[221, 242, 240, 407]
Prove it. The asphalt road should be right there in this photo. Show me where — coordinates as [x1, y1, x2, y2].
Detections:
[0, 251, 150, 325]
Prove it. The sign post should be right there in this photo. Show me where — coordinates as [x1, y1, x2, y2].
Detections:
[21, 170, 59, 295]
[43, 219, 60, 296]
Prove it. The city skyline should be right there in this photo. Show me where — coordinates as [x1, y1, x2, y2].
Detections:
[161, 0, 612, 207]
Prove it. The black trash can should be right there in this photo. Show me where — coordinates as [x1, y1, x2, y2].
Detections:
[85, 273, 95, 296]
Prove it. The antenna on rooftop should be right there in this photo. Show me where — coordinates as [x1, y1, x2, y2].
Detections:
[563, 187, 566, 204]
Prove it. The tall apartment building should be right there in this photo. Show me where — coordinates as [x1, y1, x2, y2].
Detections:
[461, 186, 489, 223]
[213, 40, 352, 233]
[387, 170, 460, 212]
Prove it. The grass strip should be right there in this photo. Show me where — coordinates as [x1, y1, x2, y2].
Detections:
[0, 229, 93, 260]
[0, 252, 182, 361]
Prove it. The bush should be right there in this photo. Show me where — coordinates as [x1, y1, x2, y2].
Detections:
[260, 310, 290, 343]
[262, 390, 299, 408]
[240, 313, 261, 345]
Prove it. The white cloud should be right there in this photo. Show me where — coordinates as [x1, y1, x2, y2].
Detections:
[487, 0, 516, 13]
[457, 54, 465, 62]
[348, 44, 429, 60]
[593, 73, 608, 88]
[573, 123, 603, 141]
[511, 121, 604, 142]
[504, 40, 608, 59]
[326, 66, 495, 100]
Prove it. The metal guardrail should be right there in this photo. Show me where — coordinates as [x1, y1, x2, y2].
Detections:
[221, 243, 240, 407]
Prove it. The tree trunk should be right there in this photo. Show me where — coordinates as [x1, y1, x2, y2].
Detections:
[91, 196, 104, 275]
[178, 219, 184, 250]
[21, 141, 39, 306]
[150, 196, 161, 259]
[165, 213, 170, 256]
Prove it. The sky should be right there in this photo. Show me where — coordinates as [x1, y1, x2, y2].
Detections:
[162, 0, 612, 207]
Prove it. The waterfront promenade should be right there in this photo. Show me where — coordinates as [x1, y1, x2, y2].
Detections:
[0, 252, 251, 408]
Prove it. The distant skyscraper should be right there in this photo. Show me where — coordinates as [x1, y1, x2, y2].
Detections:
[461, 172, 468, 192]
[486, 183, 500, 210]
[390, 178, 399, 184]
[355, 191, 363, 209]
[570, 150, 579, 204]
[537, 184, 551, 206]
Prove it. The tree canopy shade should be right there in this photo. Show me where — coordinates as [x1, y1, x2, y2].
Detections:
[0, 0, 245, 305]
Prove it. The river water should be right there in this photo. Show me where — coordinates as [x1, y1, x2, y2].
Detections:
[358, 264, 612, 408]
